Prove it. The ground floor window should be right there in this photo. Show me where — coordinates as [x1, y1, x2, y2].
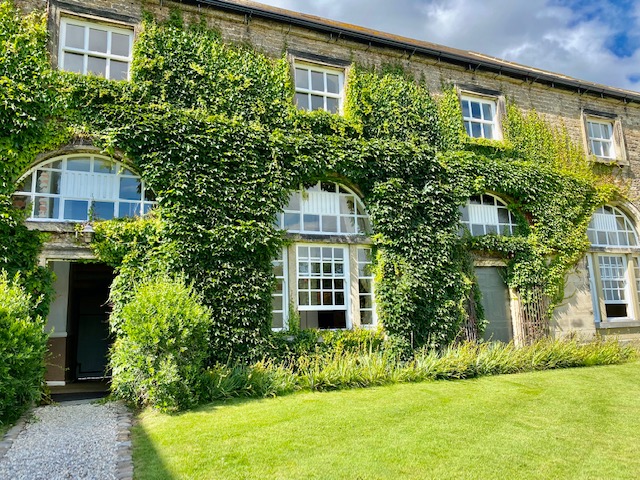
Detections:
[272, 243, 375, 330]
[587, 253, 640, 322]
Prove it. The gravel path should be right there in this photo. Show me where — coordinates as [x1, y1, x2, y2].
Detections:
[0, 401, 132, 480]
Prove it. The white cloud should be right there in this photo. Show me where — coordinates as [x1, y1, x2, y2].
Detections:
[253, 0, 640, 91]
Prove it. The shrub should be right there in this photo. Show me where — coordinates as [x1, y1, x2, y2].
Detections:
[0, 272, 47, 425]
[109, 274, 214, 412]
[265, 327, 388, 362]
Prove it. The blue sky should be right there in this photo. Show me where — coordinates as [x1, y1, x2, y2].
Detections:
[256, 0, 640, 92]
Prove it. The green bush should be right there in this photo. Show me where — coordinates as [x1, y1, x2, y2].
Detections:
[0, 271, 47, 425]
[266, 327, 387, 361]
[109, 274, 214, 412]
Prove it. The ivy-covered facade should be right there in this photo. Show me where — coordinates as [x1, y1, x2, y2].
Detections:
[4, 0, 640, 386]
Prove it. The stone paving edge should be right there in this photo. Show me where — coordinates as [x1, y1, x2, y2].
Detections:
[0, 406, 34, 461]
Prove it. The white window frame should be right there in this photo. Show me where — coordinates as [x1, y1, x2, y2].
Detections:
[460, 193, 517, 236]
[59, 17, 133, 80]
[586, 119, 615, 160]
[357, 247, 377, 328]
[13, 154, 154, 222]
[460, 95, 500, 140]
[294, 62, 344, 114]
[271, 248, 289, 331]
[581, 111, 627, 165]
[277, 182, 371, 236]
[586, 205, 640, 323]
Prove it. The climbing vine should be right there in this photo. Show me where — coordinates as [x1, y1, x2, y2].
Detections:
[0, 3, 620, 362]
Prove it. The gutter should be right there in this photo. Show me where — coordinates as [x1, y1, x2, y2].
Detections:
[183, 0, 640, 104]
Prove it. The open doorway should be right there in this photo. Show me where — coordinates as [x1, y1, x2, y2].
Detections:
[66, 263, 114, 382]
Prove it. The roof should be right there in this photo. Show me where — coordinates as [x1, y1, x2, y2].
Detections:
[187, 0, 640, 104]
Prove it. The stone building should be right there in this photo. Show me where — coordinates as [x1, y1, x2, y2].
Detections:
[10, 0, 640, 385]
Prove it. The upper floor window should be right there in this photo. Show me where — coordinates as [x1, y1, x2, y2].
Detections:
[13, 154, 154, 222]
[461, 95, 498, 139]
[277, 182, 371, 235]
[460, 194, 517, 236]
[587, 206, 638, 247]
[59, 17, 133, 80]
[294, 63, 344, 114]
[582, 110, 627, 164]
[586, 120, 615, 159]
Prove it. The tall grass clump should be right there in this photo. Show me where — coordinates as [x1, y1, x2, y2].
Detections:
[110, 274, 214, 412]
[0, 272, 47, 425]
[193, 337, 636, 408]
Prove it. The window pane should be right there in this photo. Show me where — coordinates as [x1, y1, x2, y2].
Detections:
[119, 202, 140, 217]
[110, 60, 129, 81]
[17, 173, 33, 192]
[303, 214, 320, 231]
[67, 158, 91, 171]
[461, 101, 470, 118]
[310, 95, 324, 111]
[471, 122, 482, 138]
[326, 97, 339, 114]
[322, 215, 337, 232]
[361, 311, 373, 325]
[64, 200, 88, 220]
[295, 93, 309, 110]
[95, 159, 115, 174]
[482, 103, 493, 120]
[272, 312, 283, 329]
[471, 224, 484, 236]
[483, 124, 493, 139]
[35, 171, 60, 194]
[93, 201, 114, 220]
[34, 197, 59, 219]
[311, 70, 324, 91]
[299, 291, 310, 306]
[470, 101, 481, 119]
[120, 177, 141, 200]
[464, 121, 472, 136]
[111, 32, 130, 57]
[326, 73, 339, 94]
[88, 28, 108, 53]
[87, 56, 107, 77]
[63, 52, 84, 73]
[295, 68, 308, 89]
[284, 212, 300, 230]
[340, 216, 356, 234]
[65, 24, 85, 49]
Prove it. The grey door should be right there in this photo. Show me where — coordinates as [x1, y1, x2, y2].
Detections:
[476, 267, 512, 342]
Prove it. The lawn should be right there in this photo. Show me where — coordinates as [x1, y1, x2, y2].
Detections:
[132, 361, 640, 479]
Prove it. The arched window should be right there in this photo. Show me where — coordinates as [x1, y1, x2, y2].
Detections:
[272, 181, 375, 331]
[586, 205, 640, 323]
[13, 154, 155, 222]
[460, 193, 517, 236]
[276, 182, 371, 235]
[587, 205, 638, 247]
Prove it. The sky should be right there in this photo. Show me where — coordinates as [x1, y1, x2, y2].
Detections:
[254, 0, 640, 92]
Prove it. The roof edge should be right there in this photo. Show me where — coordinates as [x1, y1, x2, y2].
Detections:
[181, 0, 640, 104]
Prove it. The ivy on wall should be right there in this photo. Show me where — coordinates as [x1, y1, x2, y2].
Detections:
[0, 3, 619, 360]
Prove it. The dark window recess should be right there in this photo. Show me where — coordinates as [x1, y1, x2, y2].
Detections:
[605, 304, 627, 318]
[318, 310, 347, 329]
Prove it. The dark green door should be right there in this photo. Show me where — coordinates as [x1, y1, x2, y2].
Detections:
[477, 267, 513, 343]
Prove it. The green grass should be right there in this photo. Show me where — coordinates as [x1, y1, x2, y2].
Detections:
[133, 361, 640, 479]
